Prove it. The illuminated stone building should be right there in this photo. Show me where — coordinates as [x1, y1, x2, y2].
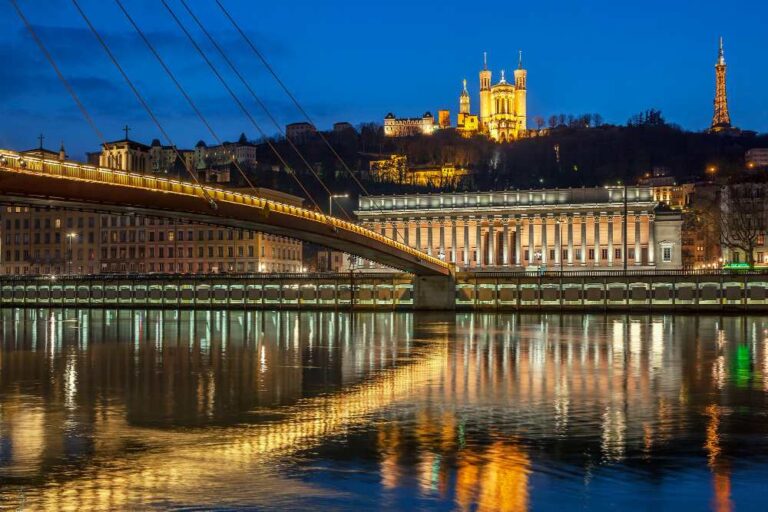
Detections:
[368, 155, 469, 188]
[95, 133, 259, 183]
[98, 134, 195, 176]
[457, 52, 528, 141]
[456, 79, 480, 137]
[356, 187, 683, 270]
[437, 109, 451, 129]
[0, 188, 304, 275]
[99, 138, 152, 173]
[383, 112, 436, 137]
[384, 52, 527, 142]
[192, 135, 257, 183]
[480, 52, 527, 141]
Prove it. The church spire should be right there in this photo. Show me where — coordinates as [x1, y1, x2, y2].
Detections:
[462, 78, 468, 94]
[518, 50, 523, 69]
[483, 51, 487, 70]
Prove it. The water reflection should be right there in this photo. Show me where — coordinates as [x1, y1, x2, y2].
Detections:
[0, 311, 766, 510]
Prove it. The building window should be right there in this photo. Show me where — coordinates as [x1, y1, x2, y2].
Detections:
[588, 249, 595, 260]
[615, 249, 621, 260]
[601, 249, 608, 260]
[662, 245, 672, 263]
[628, 248, 635, 260]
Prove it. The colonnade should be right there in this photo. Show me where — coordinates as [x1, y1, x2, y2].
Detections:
[366, 211, 655, 270]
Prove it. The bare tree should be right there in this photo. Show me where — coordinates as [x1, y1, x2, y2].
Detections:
[534, 116, 545, 130]
[720, 182, 768, 267]
[593, 113, 603, 127]
[547, 115, 558, 129]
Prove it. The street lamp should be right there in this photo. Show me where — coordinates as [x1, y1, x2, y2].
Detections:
[66, 232, 78, 275]
[328, 193, 349, 217]
[327, 193, 348, 272]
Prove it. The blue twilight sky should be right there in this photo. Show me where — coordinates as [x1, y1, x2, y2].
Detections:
[1, 0, 767, 159]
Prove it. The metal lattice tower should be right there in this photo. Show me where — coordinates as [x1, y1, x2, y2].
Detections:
[711, 36, 731, 131]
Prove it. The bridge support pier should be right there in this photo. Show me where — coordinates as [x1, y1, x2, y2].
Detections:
[413, 275, 456, 310]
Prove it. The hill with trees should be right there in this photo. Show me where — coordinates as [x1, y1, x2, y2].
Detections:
[240, 111, 767, 209]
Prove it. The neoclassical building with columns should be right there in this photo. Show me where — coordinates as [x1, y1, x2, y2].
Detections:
[356, 187, 683, 271]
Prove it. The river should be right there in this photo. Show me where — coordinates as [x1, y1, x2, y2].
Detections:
[0, 309, 766, 510]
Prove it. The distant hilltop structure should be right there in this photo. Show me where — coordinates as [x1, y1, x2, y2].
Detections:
[384, 51, 528, 143]
[709, 37, 739, 135]
[383, 112, 436, 137]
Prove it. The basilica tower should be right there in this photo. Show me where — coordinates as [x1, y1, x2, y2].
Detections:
[710, 37, 732, 132]
[513, 50, 527, 132]
[459, 78, 470, 114]
[479, 52, 492, 130]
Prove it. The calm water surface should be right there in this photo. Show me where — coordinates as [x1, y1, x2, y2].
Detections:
[0, 309, 767, 510]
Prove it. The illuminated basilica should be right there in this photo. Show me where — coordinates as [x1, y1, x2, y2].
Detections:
[459, 52, 527, 141]
[385, 52, 528, 142]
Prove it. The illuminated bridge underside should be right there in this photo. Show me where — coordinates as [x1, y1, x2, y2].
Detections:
[0, 150, 450, 276]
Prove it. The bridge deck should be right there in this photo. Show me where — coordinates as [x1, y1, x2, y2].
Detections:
[0, 149, 451, 276]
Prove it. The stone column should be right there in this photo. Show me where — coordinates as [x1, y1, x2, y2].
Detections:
[427, 219, 434, 256]
[503, 218, 510, 266]
[391, 219, 398, 242]
[415, 218, 422, 251]
[594, 214, 601, 266]
[580, 215, 587, 265]
[475, 217, 483, 267]
[514, 216, 522, 266]
[488, 218, 495, 266]
[567, 215, 574, 266]
[607, 215, 614, 266]
[463, 218, 470, 267]
[554, 217, 561, 266]
[527, 216, 534, 265]
[404, 218, 410, 246]
[541, 215, 548, 265]
[439, 219, 446, 260]
[634, 214, 641, 266]
[451, 217, 458, 264]
[648, 214, 656, 265]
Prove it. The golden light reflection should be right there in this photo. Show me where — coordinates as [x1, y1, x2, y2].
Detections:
[704, 404, 732, 512]
[0, 313, 766, 510]
[23, 338, 449, 510]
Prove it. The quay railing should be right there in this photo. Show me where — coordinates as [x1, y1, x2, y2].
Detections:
[1, 270, 767, 311]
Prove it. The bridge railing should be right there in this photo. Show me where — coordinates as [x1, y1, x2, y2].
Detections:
[0, 149, 450, 272]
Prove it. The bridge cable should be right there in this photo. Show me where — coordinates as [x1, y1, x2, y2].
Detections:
[114, 0, 260, 195]
[160, 0, 350, 221]
[70, 0, 217, 209]
[10, 0, 106, 145]
[214, 0, 409, 245]
[177, 0, 352, 221]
